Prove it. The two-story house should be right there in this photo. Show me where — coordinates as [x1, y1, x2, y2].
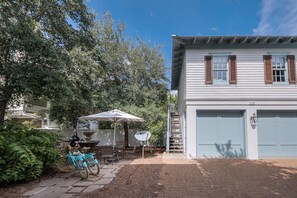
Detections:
[172, 35, 297, 159]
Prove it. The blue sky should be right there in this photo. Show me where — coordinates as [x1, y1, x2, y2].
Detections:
[86, 0, 297, 87]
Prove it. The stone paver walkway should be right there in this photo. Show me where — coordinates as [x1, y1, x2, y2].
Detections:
[22, 160, 131, 198]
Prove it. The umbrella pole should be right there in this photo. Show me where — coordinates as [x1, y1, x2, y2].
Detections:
[113, 118, 116, 150]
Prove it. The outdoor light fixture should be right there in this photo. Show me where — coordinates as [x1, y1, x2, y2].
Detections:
[250, 113, 258, 126]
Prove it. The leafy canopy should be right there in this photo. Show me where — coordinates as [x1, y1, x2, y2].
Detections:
[0, 0, 96, 123]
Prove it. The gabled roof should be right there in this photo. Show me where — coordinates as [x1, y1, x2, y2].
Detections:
[171, 35, 297, 90]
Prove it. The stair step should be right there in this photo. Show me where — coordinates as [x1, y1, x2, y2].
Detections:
[170, 146, 183, 148]
[171, 140, 182, 142]
[169, 147, 183, 150]
[169, 151, 183, 153]
[170, 140, 183, 143]
[171, 127, 181, 130]
[170, 144, 183, 147]
[170, 135, 182, 137]
[169, 141, 182, 144]
[170, 139, 183, 142]
[171, 123, 181, 125]
[169, 149, 183, 151]
[170, 137, 182, 139]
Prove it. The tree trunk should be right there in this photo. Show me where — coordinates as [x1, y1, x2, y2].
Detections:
[124, 122, 129, 147]
[0, 100, 8, 125]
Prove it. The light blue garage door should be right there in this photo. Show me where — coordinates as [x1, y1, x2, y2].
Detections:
[196, 111, 245, 157]
[258, 111, 297, 157]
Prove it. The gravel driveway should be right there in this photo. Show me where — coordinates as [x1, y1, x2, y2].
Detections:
[85, 155, 297, 198]
[159, 158, 297, 198]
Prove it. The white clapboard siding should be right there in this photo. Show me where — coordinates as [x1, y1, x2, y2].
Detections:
[185, 48, 297, 100]
[178, 59, 186, 111]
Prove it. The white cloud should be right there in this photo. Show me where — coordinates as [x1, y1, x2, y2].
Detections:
[210, 27, 219, 32]
[253, 0, 297, 35]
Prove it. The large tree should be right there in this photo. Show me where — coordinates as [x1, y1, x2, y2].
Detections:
[0, 0, 95, 124]
[49, 46, 101, 128]
[93, 14, 168, 144]
[94, 14, 167, 111]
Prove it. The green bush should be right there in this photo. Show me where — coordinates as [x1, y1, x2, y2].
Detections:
[0, 123, 63, 184]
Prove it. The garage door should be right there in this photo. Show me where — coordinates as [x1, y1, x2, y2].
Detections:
[196, 111, 245, 157]
[258, 111, 297, 157]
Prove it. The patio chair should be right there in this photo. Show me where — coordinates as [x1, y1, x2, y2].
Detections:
[124, 144, 137, 159]
[101, 146, 118, 164]
[116, 140, 125, 159]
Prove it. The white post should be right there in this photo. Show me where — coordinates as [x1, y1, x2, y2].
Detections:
[166, 104, 171, 152]
[245, 107, 258, 159]
[113, 118, 116, 150]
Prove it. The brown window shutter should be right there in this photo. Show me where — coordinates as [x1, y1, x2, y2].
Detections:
[205, 56, 213, 84]
[229, 55, 237, 84]
[288, 55, 296, 84]
[263, 55, 273, 84]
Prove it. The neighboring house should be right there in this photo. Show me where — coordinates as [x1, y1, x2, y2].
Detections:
[171, 35, 297, 159]
[6, 98, 59, 129]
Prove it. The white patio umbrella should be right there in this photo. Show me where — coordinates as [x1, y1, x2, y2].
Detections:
[79, 109, 144, 148]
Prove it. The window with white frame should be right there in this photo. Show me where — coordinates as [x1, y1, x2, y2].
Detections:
[272, 55, 287, 83]
[213, 56, 228, 83]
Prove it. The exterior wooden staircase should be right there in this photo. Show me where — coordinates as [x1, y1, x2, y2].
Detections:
[169, 112, 183, 153]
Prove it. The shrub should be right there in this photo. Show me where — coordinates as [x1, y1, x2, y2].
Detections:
[0, 123, 63, 184]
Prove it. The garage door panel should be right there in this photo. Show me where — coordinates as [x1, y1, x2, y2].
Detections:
[258, 145, 277, 156]
[220, 116, 243, 145]
[198, 118, 220, 144]
[258, 111, 297, 157]
[278, 117, 297, 145]
[280, 128, 297, 145]
[197, 111, 245, 157]
[279, 146, 297, 156]
[258, 117, 276, 145]
[198, 144, 221, 157]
